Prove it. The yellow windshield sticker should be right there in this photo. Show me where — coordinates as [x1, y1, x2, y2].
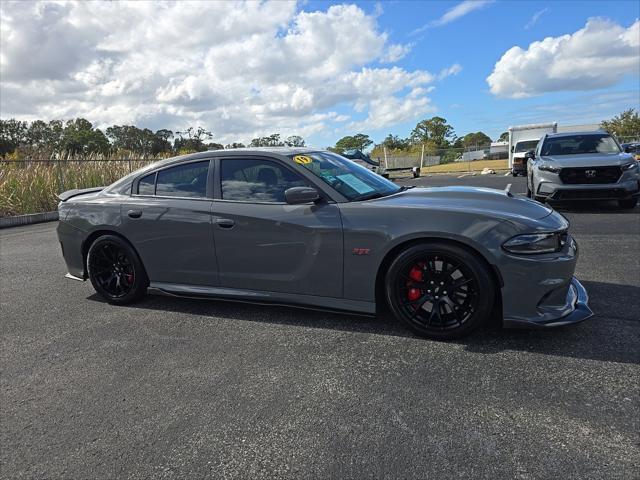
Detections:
[293, 155, 312, 165]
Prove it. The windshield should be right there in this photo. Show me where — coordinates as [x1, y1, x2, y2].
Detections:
[514, 140, 539, 153]
[541, 134, 621, 156]
[288, 151, 401, 201]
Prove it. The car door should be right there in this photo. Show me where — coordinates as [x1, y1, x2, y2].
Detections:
[121, 159, 219, 286]
[211, 156, 343, 298]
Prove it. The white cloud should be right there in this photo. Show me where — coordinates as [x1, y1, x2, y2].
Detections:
[487, 18, 640, 98]
[380, 43, 413, 63]
[524, 8, 548, 30]
[437, 63, 462, 80]
[0, 1, 443, 145]
[411, 0, 493, 34]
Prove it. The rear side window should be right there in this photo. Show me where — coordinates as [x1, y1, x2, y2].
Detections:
[137, 173, 155, 195]
[220, 159, 307, 202]
[137, 161, 209, 198]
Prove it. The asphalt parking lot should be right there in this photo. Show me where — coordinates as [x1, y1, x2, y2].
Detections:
[2, 174, 639, 479]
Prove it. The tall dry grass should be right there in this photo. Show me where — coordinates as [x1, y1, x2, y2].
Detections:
[0, 159, 155, 217]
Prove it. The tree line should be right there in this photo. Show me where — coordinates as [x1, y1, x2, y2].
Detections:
[0, 118, 307, 159]
[2, 109, 636, 160]
[329, 109, 639, 159]
[329, 117, 496, 164]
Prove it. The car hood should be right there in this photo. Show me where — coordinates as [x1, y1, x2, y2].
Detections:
[372, 186, 553, 220]
[539, 152, 634, 167]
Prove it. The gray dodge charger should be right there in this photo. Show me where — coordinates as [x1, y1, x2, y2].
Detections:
[57, 148, 592, 339]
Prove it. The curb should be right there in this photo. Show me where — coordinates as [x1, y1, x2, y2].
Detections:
[0, 211, 59, 229]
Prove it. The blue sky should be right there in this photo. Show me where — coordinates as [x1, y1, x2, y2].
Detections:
[308, 0, 640, 144]
[1, 0, 638, 147]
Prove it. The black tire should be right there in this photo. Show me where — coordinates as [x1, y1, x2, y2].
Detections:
[512, 172, 518, 177]
[526, 181, 533, 198]
[385, 242, 495, 340]
[87, 234, 148, 305]
[618, 198, 638, 209]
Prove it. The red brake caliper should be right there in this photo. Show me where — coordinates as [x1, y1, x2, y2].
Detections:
[407, 263, 424, 301]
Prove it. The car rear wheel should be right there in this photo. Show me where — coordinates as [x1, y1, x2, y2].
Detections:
[87, 235, 148, 305]
[618, 198, 638, 209]
[385, 242, 495, 340]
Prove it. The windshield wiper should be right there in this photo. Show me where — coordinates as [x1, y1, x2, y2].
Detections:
[353, 186, 410, 201]
[352, 192, 385, 201]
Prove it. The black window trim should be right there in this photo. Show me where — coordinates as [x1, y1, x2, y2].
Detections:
[131, 158, 214, 200]
[213, 155, 330, 205]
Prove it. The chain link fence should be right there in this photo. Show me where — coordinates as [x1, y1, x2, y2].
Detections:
[373, 144, 507, 175]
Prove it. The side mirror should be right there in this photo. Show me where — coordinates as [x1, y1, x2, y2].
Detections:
[524, 150, 536, 160]
[624, 146, 632, 153]
[284, 186, 320, 205]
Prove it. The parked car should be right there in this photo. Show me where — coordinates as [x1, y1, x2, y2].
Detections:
[526, 132, 640, 208]
[57, 148, 592, 339]
[621, 142, 640, 161]
[509, 123, 557, 177]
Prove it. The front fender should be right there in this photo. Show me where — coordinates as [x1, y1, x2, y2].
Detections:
[339, 204, 505, 302]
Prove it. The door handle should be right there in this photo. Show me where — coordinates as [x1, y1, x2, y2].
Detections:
[127, 209, 142, 219]
[215, 218, 235, 229]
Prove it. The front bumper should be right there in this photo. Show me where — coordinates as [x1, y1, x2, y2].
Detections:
[536, 177, 640, 201]
[512, 158, 526, 174]
[503, 277, 593, 328]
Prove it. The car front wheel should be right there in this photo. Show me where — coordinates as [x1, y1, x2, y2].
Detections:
[385, 242, 495, 340]
[87, 234, 148, 305]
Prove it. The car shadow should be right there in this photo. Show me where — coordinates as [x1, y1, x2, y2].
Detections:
[87, 280, 639, 365]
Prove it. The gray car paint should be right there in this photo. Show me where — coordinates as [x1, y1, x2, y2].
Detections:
[57, 147, 592, 328]
[528, 132, 640, 200]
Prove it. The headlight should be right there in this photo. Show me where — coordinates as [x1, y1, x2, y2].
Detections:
[538, 164, 561, 173]
[503, 232, 565, 255]
[621, 162, 638, 171]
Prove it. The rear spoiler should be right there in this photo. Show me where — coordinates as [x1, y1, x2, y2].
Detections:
[58, 186, 105, 202]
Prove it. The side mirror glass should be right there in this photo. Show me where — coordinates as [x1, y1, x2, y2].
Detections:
[624, 146, 632, 153]
[284, 186, 320, 205]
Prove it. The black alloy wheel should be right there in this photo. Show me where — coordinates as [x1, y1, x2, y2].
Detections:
[87, 235, 148, 304]
[386, 242, 495, 339]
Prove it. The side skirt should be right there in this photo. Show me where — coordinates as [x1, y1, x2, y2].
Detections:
[148, 282, 377, 316]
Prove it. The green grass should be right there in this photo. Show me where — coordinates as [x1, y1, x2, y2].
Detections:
[0, 160, 154, 217]
[420, 159, 508, 174]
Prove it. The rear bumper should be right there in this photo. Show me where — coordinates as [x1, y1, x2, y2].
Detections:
[57, 220, 87, 279]
[503, 277, 593, 329]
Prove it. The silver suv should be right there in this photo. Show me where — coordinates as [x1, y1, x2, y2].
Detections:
[526, 132, 640, 209]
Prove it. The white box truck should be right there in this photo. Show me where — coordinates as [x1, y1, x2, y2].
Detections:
[508, 122, 557, 176]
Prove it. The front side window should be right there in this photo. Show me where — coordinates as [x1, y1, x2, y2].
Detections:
[287, 151, 400, 201]
[541, 134, 621, 156]
[220, 159, 307, 202]
[154, 161, 209, 198]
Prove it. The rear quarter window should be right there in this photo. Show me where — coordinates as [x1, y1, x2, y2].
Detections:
[137, 173, 155, 195]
